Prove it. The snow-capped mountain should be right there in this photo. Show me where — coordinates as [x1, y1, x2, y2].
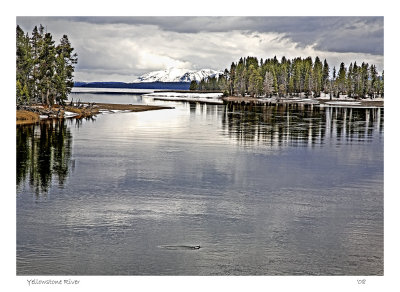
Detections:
[134, 68, 223, 83]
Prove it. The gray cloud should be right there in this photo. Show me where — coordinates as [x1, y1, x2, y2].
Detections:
[55, 16, 383, 55]
[16, 17, 384, 82]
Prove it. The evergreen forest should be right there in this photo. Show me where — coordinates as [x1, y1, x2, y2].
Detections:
[191, 56, 383, 99]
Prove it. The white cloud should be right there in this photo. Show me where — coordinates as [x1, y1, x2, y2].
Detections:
[136, 51, 192, 70]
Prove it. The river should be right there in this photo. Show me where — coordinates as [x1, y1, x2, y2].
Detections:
[16, 92, 384, 275]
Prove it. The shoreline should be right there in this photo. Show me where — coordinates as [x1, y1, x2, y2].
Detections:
[17, 96, 384, 126]
[222, 96, 384, 107]
[16, 103, 174, 126]
[147, 90, 384, 107]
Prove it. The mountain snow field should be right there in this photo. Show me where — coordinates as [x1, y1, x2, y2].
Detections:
[134, 68, 223, 82]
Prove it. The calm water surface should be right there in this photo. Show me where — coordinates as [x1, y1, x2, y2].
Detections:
[16, 93, 384, 275]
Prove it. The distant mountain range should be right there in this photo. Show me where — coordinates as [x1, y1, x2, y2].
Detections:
[74, 68, 224, 89]
[133, 68, 223, 82]
[74, 81, 191, 90]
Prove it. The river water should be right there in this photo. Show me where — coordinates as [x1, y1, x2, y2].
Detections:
[16, 93, 384, 275]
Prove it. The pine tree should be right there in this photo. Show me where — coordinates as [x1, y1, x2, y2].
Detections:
[278, 61, 288, 97]
[198, 79, 206, 90]
[322, 59, 330, 94]
[189, 80, 198, 91]
[220, 69, 230, 92]
[248, 65, 263, 97]
[288, 68, 295, 96]
[303, 57, 313, 97]
[37, 32, 57, 105]
[30, 25, 45, 103]
[352, 62, 359, 97]
[263, 71, 274, 98]
[293, 58, 302, 95]
[369, 65, 378, 98]
[234, 58, 246, 96]
[16, 25, 33, 104]
[229, 62, 236, 96]
[54, 35, 78, 104]
[332, 66, 338, 98]
[346, 62, 353, 98]
[360, 62, 369, 98]
[337, 62, 347, 96]
[312, 56, 322, 97]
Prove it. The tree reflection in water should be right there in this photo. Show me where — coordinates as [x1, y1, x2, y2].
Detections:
[16, 119, 74, 197]
[222, 103, 383, 147]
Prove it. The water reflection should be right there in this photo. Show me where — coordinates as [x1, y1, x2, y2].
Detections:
[16, 99, 384, 275]
[16, 120, 74, 196]
[222, 103, 384, 147]
[73, 116, 97, 128]
[70, 92, 144, 105]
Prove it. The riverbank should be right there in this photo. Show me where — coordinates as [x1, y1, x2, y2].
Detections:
[16, 103, 174, 125]
[16, 110, 40, 125]
[222, 96, 384, 107]
[146, 91, 384, 107]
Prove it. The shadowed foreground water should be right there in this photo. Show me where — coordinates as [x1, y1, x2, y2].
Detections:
[17, 96, 383, 275]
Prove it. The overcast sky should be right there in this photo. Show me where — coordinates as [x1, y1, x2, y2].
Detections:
[16, 16, 384, 82]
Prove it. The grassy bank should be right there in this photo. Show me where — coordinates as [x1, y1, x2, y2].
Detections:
[16, 110, 40, 125]
[16, 103, 174, 126]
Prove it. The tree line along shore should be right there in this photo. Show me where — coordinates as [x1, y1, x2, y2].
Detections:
[16, 24, 77, 106]
[190, 56, 384, 100]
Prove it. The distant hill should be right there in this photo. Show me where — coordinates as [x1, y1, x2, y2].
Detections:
[74, 81, 191, 90]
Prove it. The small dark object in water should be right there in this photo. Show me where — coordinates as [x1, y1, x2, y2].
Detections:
[160, 245, 201, 250]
